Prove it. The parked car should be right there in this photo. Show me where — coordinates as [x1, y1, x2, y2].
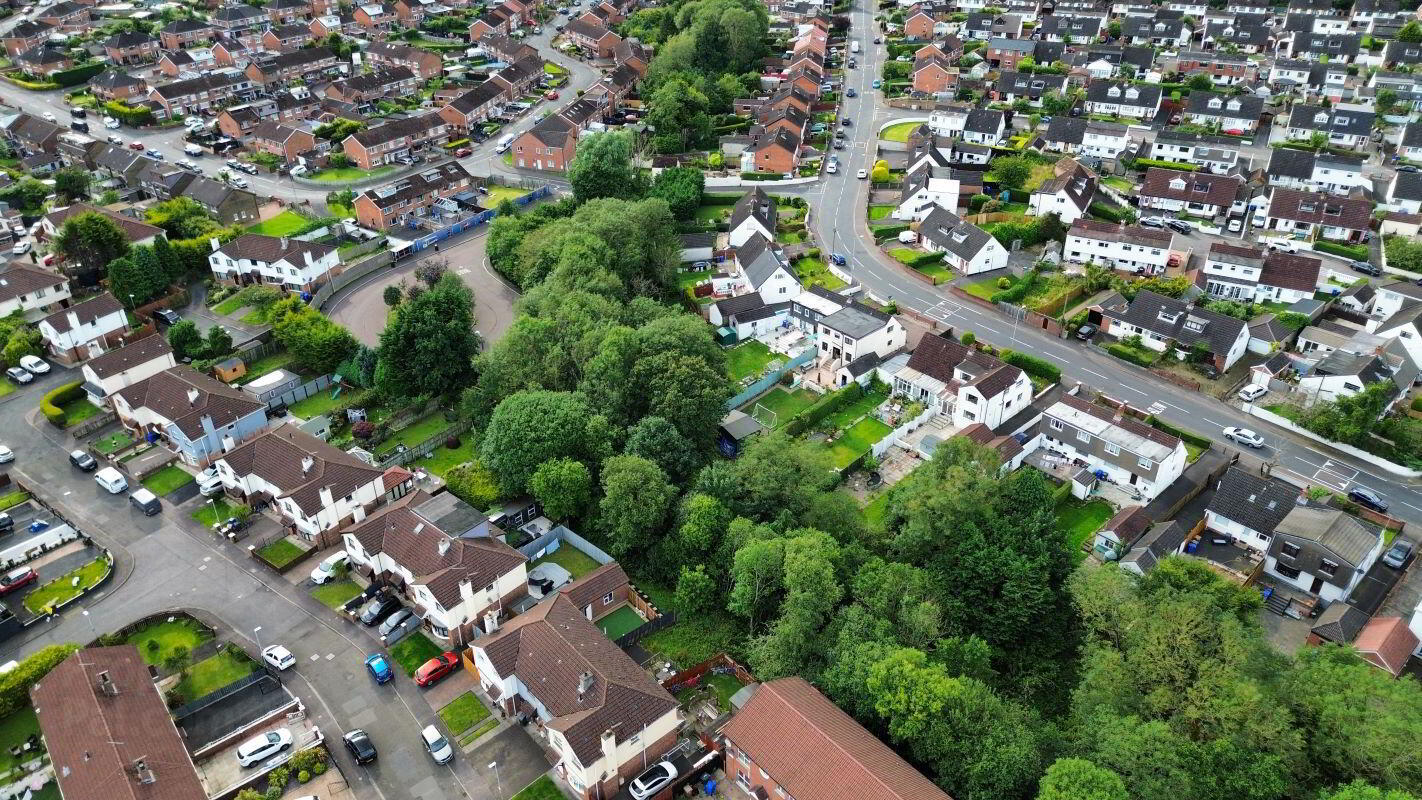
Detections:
[310, 551, 348, 585]
[0, 513, 14, 534]
[69, 450, 96, 471]
[454, 147, 471, 157]
[1383, 538, 1414, 569]
[153, 308, 181, 326]
[236, 729, 292, 768]
[378, 608, 414, 639]
[228, 176, 249, 189]
[41, 112, 54, 123]
[420, 725, 453, 764]
[1075, 323, 1098, 340]
[18, 355, 48, 374]
[1352, 260, 1382, 276]
[826, 161, 837, 174]
[343, 729, 377, 765]
[144, 149, 164, 160]
[846, 87, 856, 97]
[103, 117, 119, 129]
[358, 593, 400, 626]
[630, 761, 679, 800]
[9, 242, 29, 255]
[1165, 219, 1192, 234]
[829, 253, 847, 266]
[1138, 216, 1165, 228]
[1266, 238, 1299, 254]
[5, 367, 31, 384]
[840, 117, 851, 126]
[1347, 486, 1389, 513]
[1399, 165, 1421, 173]
[198, 474, 223, 497]
[415, 652, 461, 687]
[1223, 427, 1265, 448]
[262, 645, 296, 671]
[128, 141, 145, 151]
[1169, 113, 1182, 124]
[1227, 218, 1243, 233]
[856, 168, 868, 179]
[871, 79, 881, 88]
[0, 445, 13, 465]
[0, 568, 36, 596]
[365, 653, 394, 684]
[107, 134, 123, 145]
[1238, 384, 1268, 402]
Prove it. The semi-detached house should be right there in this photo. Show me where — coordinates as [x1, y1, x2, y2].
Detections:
[113, 366, 269, 466]
[1265, 188, 1373, 243]
[882, 331, 1031, 429]
[1286, 104, 1375, 149]
[37, 292, 128, 364]
[0, 264, 69, 321]
[1266, 505, 1382, 602]
[1065, 219, 1175, 275]
[364, 41, 444, 79]
[148, 72, 257, 119]
[1201, 242, 1321, 304]
[1039, 393, 1187, 501]
[1138, 168, 1242, 218]
[208, 233, 341, 292]
[79, 333, 176, 406]
[352, 160, 476, 230]
[1185, 91, 1263, 132]
[1150, 130, 1245, 174]
[1097, 289, 1251, 371]
[1085, 80, 1162, 120]
[1206, 467, 1301, 553]
[342, 111, 452, 170]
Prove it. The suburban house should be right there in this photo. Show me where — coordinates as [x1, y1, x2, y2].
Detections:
[720, 677, 951, 800]
[352, 161, 477, 231]
[1266, 150, 1368, 195]
[42, 203, 164, 248]
[80, 334, 177, 406]
[216, 427, 409, 547]
[883, 332, 1032, 429]
[1138, 168, 1242, 219]
[0, 264, 69, 321]
[1064, 219, 1175, 275]
[1265, 505, 1383, 603]
[511, 114, 579, 172]
[895, 163, 961, 221]
[563, 19, 622, 58]
[32, 646, 207, 800]
[1097, 290, 1251, 370]
[961, 109, 1006, 146]
[364, 41, 444, 79]
[814, 298, 906, 379]
[1039, 394, 1188, 501]
[438, 81, 507, 131]
[112, 366, 270, 466]
[103, 31, 160, 64]
[1205, 467, 1303, 553]
[917, 205, 1008, 275]
[148, 72, 258, 119]
[37, 292, 129, 364]
[1200, 242, 1322, 304]
[1042, 118, 1131, 159]
[1185, 91, 1264, 132]
[182, 177, 261, 227]
[1286, 104, 1375, 149]
[729, 188, 777, 248]
[246, 122, 319, 166]
[1029, 159, 1097, 224]
[470, 587, 681, 800]
[1294, 345, 1414, 408]
[1171, 50, 1257, 85]
[1150, 130, 1246, 174]
[1399, 122, 1422, 163]
[1386, 172, 1422, 215]
[244, 47, 338, 86]
[911, 54, 959, 96]
[3, 20, 54, 57]
[707, 292, 789, 341]
[342, 112, 452, 170]
[1265, 188, 1373, 243]
[991, 71, 1065, 105]
[1119, 520, 1189, 576]
[1085, 80, 1162, 119]
[209, 234, 341, 292]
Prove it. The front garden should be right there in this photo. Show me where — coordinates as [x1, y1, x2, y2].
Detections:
[24, 554, 110, 615]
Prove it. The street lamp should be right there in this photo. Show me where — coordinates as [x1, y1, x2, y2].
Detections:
[252, 626, 262, 651]
[80, 609, 97, 642]
[489, 761, 503, 800]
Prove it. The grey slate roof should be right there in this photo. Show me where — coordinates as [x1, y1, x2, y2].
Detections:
[1392, 172, 1422, 203]
[820, 303, 890, 339]
[1120, 520, 1187, 573]
[1045, 116, 1087, 145]
[918, 204, 993, 262]
[1186, 90, 1263, 121]
[1275, 505, 1378, 567]
[1100, 289, 1247, 357]
[1288, 104, 1374, 138]
[734, 234, 792, 291]
[1268, 147, 1316, 179]
[731, 187, 776, 235]
[1086, 80, 1161, 110]
[1208, 467, 1301, 534]
[964, 108, 1004, 134]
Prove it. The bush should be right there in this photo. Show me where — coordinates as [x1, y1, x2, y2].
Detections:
[1089, 202, 1136, 224]
[351, 420, 375, 440]
[969, 193, 992, 212]
[991, 268, 1039, 304]
[1312, 240, 1370, 261]
[1107, 343, 1156, 367]
[445, 460, 499, 509]
[999, 350, 1062, 384]
[104, 100, 153, 126]
[1412, 396, 1422, 413]
[1134, 158, 1197, 172]
[297, 770, 311, 783]
[445, 435, 460, 449]
[40, 381, 84, 427]
[960, 331, 975, 345]
[0, 645, 79, 717]
[872, 223, 910, 240]
[997, 276, 1012, 289]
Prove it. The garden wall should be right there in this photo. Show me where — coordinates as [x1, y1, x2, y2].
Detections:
[727, 348, 815, 410]
[0, 523, 79, 571]
[870, 405, 935, 459]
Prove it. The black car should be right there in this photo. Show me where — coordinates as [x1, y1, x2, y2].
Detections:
[68, 450, 97, 472]
[841, 117, 851, 126]
[0, 513, 13, 534]
[358, 593, 401, 626]
[1348, 486, 1389, 513]
[1165, 219, 1192, 234]
[1398, 165, 1420, 173]
[1075, 323, 1098, 340]
[153, 308, 180, 326]
[342, 729, 377, 765]
[1352, 260, 1382, 276]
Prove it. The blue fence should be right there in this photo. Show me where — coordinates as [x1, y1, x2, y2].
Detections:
[727, 348, 815, 410]
[408, 184, 553, 254]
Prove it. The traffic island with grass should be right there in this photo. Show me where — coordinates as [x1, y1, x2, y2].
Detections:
[23, 554, 111, 615]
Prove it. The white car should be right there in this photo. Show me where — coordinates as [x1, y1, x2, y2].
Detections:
[826, 161, 837, 174]
[1227, 218, 1243, 233]
[229, 176, 249, 189]
[41, 112, 54, 123]
[856, 168, 868, 179]
[198, 475, 223, 497]
[262, 645, 296, 671]
[0, 446, 13, 464]
[421, 725, 453, 764]
[289, 164, 308, 177]
[1238, 383, 1268, 402]
[1223, 427, 1266, 448]
[1138, 216, 1166, 228]
[310, 551, 348, 585]
[630, 761, 679, 800]
[103, 116, 119, 129]
[10, 242, 29, 255]
[18, 355, 48, 374]
[236, 728, 292, 767]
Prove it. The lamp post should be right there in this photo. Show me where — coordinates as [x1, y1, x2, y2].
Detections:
[489, 761, 503, 800]
[80, 609, 97, 642]
[252, 625, 262, 652]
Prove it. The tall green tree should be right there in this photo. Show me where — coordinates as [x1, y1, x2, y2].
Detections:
[479, 390, 611, 495]
[54, 212, 130, 283]
[375, 272, 481, 400]
[647, 166, 705, 219]
[1321, 782, 1420, 800]
[1398, 19, 1422, 43]
[144, 196, 218, 239]
[991, 156, 1033, 192]
[1036, 759, 1128, 800]
[647, 79, 713, 153]
[53, 167, 90, 204]
[567, 130, 641, 203]
[528, 457, 592, 522]
[166, 319, 204, 360]
[597, 454, 676, 560]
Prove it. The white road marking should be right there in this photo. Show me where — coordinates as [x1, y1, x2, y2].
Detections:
[1118, 385, 1147, 395]
[1403, 501, 1422, 513]
[1081, 368, 1108, 380]
[1201, 418, 1224, 427]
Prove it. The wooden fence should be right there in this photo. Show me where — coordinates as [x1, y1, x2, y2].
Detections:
[378, 418, 472, 468]
[69, 410, 117, 438]
[661, 653, 755, 694]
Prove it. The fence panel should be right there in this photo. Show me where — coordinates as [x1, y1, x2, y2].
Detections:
[69, 411, 117, 438]
[727, 348, 815, 410]
[614, 613, 677, 649]
[516, 524, 615, 565]
[377, 419, 471, 468]
[269, 374, 333, 410]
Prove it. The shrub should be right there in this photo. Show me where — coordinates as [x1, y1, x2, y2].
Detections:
[312, 761, 327, 776]
[298, 770, 311, 783]
[969, 193, 992, 211]
[997, 276, 1012, 289]
[783, 382, 864, 436]
[960, 331, 975, 346]
[1089, 202, 1136, 224]
[266, 767, 289, 792]
[445, 460, 499, 509]
[40, 381, 84, 427]
[0, 645, 79, 717]
[1146, 415, 1212, 451]
[991, 268, 1040, 304]
[999, 350, 1062, 383]
[351, 420, 375, 440]
[1107, 343, 1156, 367]
[1134, 158, 1197, 172]
[1412, 396, 1422, 413]
[445, 435, 460, 449]
[1312, 240, 1369, 261]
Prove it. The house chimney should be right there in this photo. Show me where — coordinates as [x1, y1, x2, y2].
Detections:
[1297, 486, 1311, 506]
[133, 759, 155, 785]
[437, 537, 450, 557]
[577, 670, 594, 699]
[280, 236, 288, 249]
[187, 388, 200, 406]
[483, 610, 500, 634]
[301, 456, 314, 474]
[97, 671, 118, 697]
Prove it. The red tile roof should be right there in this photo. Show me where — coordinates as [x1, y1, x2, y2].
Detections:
[1355, 616, 1419, 677]
[722, 677, 952, 800]
[1140, 167, 1241, 208]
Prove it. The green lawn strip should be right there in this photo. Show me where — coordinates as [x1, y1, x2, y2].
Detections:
[92, 431, 134, 455]
[415, 439, 474, 478]
[879, 120, 921, 142]
[793, 256, 847, 290]
[743, 387, 818, 427]
[917, 263, 954, 283]
[485, 184, 530, 207]
[530, 545, 602, 579]
[126, 619, 212, 667]
[693, 204, 731, 222]
[861, 490, 890, 531]
[1185, 441, 1205, 462]
[1056, 498, 1114, 559]
[24, 556, 109, 614]
[213, 295, 246, 315]
[0, 491, 29, 511]
[826, 417, 893, 469]
[1102, 177, 1135, 192]
[438, 693, 492, 735]
[0, 706, 40, 774]
[256, 538, 307, 569]
[868, 204, 896, 220]
[389, 632, 443, 676]
[141, 464, 193, 496]
[246, 210, 311, 236]
[307, 166, 397, 183]
[235, 351, 296, 384]
[29, 783, 58, 800]
[0, 381, 14, 398]
[704, 673, 743, 711]
[376, 413, 453, 458]
[510, 775, 563, 800]
[677, 269, 713, 291]
[311, 579, 362, 610]
[822, 386, 889, 430]
[192, 498, 241, 527]
[240, 309, 268, 325]
[458, 717, 499, 746]
[288, 387, 362, 420]
[176, 648, 258, 700]
[595, 605, 645, 640]
[58, 397, 101, 427]
[725, 340, 776, 381]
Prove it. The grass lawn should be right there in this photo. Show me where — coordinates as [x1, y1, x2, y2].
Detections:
[0, 381, 14, 399]
[530, 544, 602, 580]
[889, 247, 921, 265]
[726, 340, 777, 382]
[510, 776, 563, 800]
[438, 693, 491, 735]
[415, 439, 474, 478]
[694, 204, 732, 222]
[1102, 176, 1135, 193]
[1185, 441, 1206, 462]
[235, 351, 296, 384]
[595, 605, 645, 640]
[793, 256, 847, 290]
[744, 387, 817, 428]
[92, 430, 134, 455]
[862, 490, 890, 531]
[640, 608, 743, 668]
[677, 269, 712, 291]
[126, 618, 212, 667]
[288, 387, 362, 420]
[142, 465, 193, 496]
[880, 120, 921, 142]
[917, 263, 954, 283]
[1023, 161, 1057, 192]
[192, 498, 242, 527]
[822, 386, 889, 430]
[256, 538, 308, 569]
[0, 706, 41, 775]
[376, 412, 453, 458]
[0, 491, 29, 512]
[543, 62, 566, 75]
[389, 632, 443, 677]
[30, 784, 58, 800]
[704, 673, 743, 711]
[1056, 498, 1114, 558]
[213, 293, 248, 315]
[826, 417, 893, 469]
[307, 165, 397, 183]
[868, 204, 896, 220]
[311, 579, 362, 610]
[58, 397, 101, 428]
[246, 210, 311, 237]
[24, 556, 109, 614]
[485, 184, 529, 207]
[176, 648, 257, 701]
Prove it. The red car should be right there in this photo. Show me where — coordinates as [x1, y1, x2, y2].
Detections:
[0, 568, 36, 596]
[455, 147, 471, 157]
[415, 652, 460, 687]
[128, 141, 144, 151]
[545, 90, 558, 100]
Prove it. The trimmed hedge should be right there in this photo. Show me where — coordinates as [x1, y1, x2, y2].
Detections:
[52, 62, 105, 88]
[784, 383, 864, 436]
[873, 223, 911, 240]
[1051, 478, 1073, 505]
[0, 644, 79, 717]
[1107, 343, 1156, 367]
[1089, 202, 1135, 223]
[895, 250, 948, 269]
[41, 381, 84, 427]
[1147, 415, 1212, 451]
[999, 350, 1061, 384]
[104, 100, 152, 126]
[1135, 158, 1197, 172]
[990, 267, 1039, 304]
[700, 193, 742, 206]
[1313, 240, 1370, 261]
[740, 172, 788, 181]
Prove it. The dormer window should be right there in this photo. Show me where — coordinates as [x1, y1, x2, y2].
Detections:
[1154, 21, 1166, 31]
[1158, 310, 1179, 323]
[1324, 204, 1342, 215]
[952, 230, 969, 242]
[1208, 96, 1222, 108]
[1226, 99, 1241, 111]
[1300, 202, 1317, 212]
[1313, 111, 1329, 124]
[1108, 85, 1122, 97]
[1169, 176, 1187, 191]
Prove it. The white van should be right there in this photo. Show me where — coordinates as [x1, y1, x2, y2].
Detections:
[850, 40, 860, 53]
[494, 134, 514, 154]
[94, 467, 127, 494]
[898, 230, 919, 244]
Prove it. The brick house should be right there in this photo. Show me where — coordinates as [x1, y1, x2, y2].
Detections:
[512, 114, 577, 171]
[266, 0, 313, 23]
[438, 80, 505, 130]
[37, 1, 91, 31]
[261, 23, 314, 50]
[158, 18, 212, 48]
[216, 106, 262, 138]
[912, 54, 959, 94]
[90, 69, 148, 102]
[15, 47, 73, 78]
[102, 30, 159, 63]
[354, 2, 398, 33]
[1171, 50, 1257, 86]
[364, 41, 443, 79]
[468, 6, 513, 39]
[3, 20, 53, 57]
[563, 19, 622, 58]
[148, 72, 257, 119]
[490, 54, 546, 100]
[351, 160, 476, 229]
[157, 49, 217, 78]
[326, 66, 418, 104]
[745, 128, 800, 174]
[309, 11, 361, 37]
[181, 176, 261, 226]
[244, 46, 337, 85]
[986, 36, 1034, 69]
[343, 112, 451, 169]
[903, 7, 941, 38]
[248, 121, 318, 163]
[210, 3, 267, 35]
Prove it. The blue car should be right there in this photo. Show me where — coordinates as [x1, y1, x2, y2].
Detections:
[365, 654, 393, 684]
[872, 79, 881, 89]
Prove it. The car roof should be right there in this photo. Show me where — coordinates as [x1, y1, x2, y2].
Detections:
[131, 488, 158, 502]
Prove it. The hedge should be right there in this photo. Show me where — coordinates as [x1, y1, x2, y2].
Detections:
[104, 100, 152, 126]
[872, 223, 911, 240]
[700, 193, 742, 206]
[1412, 395, 1422, 413]
[52, 62, 105, 88]
[896, 250, 948, 269]
[990, 267, 1039, 304]
[1312, 240, 1370, 261]
[1146, 415, 1212, 451]
[1, 74, 58, 90]
[1107, 343, 1156, 367]
[1051, 478, 1073, 506]
[784, 383, 864, 436]
[443, 138, 471, 149]
[1089, 202, 1135, 224]
[740, 172, 788, 181]
[41, 381, 84, 427]
[1135, 158, 1197, 172]
[0, 644, 79, 718]
[999, 350, 1061, 384]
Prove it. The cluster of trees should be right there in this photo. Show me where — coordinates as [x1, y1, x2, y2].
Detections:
[54, 198, 237, 292]
[0, 312, 42, 368]
[107, 236, 187, 308]
[167, 320, 233, 363]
